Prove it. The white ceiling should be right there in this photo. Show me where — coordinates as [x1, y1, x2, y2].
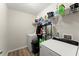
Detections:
[6, 3, 52, 16]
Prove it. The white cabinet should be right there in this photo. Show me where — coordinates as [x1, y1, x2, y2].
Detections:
[40, 39, 78, 56]
[27, 34, 37, 52]
[40, 45, 60, 56]
[76, 46, 79, 56]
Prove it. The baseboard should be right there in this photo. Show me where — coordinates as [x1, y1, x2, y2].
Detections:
[7, 46, 27, 55]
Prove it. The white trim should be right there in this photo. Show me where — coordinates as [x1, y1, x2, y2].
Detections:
[7, 46, 27, 55]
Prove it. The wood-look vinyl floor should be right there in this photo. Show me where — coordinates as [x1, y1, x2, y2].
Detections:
[8, 48, 31, 56]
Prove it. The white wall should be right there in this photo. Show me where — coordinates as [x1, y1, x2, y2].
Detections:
[0, 4, 8, 56]
[37, 4, 57, 19]
[7, 9, 35, 51]
[37, 3, 79, 42]
[57, 12, 79, 42]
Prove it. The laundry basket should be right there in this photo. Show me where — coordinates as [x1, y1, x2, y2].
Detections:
[31, 39, 39, 56]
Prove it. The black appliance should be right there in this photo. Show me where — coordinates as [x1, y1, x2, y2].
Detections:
[70, 3, 79, 13]
[47, 12, 54, 18]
